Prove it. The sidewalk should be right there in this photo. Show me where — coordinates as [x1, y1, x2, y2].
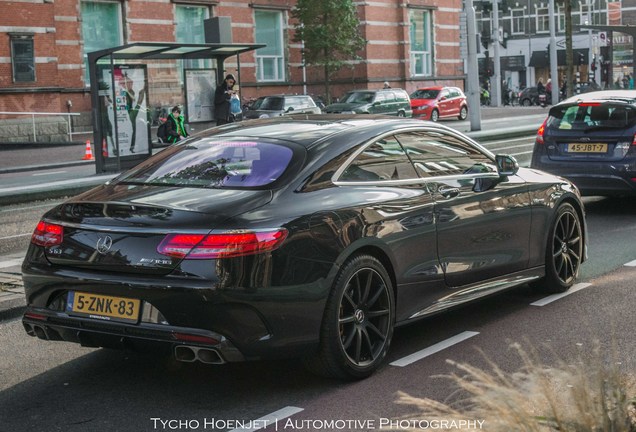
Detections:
[0, 253, 26, 320]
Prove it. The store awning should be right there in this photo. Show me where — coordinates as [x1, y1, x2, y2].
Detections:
[528, 48, 589, 68]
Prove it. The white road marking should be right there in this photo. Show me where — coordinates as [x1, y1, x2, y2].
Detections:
[510, 150, 534, 156]
[390, 331, 480, 367]
[0, 258, 23, 269]
[0, 201, 63, 213]
[32, 171, 67, 176]
[0, 233, 31, 241]
[625, 260, 636, 267]
[530, 283, 593, 306]
[228, 406, 304, 432]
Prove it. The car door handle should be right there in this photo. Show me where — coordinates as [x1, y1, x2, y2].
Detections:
[438, 187, 460, 198]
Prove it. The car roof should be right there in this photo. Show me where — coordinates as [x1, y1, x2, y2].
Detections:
[347, 88, 407, 93]
[258, 94, 312, 98]
[197, 115, 451, 148]
[415, 86, 444, 91]
[560, 90, 636, 105]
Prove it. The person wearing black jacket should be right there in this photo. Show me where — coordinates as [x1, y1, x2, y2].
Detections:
[214, 73, 236, 125]
[166, 106, 188, 143]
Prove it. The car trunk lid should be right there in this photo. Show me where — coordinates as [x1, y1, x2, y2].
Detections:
[41, 185, 273, 275]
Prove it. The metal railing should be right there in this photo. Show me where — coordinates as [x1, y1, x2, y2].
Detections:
[0, 111, 81, 142]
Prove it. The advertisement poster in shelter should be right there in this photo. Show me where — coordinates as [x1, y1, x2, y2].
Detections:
[185, 69, 216, 123]
[99, 65, 150, 157]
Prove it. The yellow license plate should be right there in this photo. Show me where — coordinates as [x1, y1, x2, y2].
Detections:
[567, 143, 607, 153]
[67, 292, 141, 323]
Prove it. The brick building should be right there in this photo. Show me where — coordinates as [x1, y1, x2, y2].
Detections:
[0, 0, 464, 142]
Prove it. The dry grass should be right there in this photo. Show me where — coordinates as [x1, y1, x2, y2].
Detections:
[396, 343, 636, 431]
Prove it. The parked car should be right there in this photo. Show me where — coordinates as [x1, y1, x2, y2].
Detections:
[22, 116, 586, 379]
[519, 86, 540, 106]
[243, 94, 321, 119]
[410, 86, 468, 122]
[531, 90, 636, 196]
[323, 88, 412, 117]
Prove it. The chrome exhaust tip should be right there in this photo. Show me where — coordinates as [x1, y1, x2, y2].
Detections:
[174, 346, 225, 364]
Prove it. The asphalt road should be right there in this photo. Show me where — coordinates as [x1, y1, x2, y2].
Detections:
[0, 260, 634, 432]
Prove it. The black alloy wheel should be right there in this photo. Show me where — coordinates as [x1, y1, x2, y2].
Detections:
[534, 203, 583, 293]
[304, 255, 394, 379]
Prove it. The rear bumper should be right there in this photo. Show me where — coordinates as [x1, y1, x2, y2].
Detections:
[560, 174, 636, 196]
[23, 308, 246, 362]
[531, 155, 636, 196]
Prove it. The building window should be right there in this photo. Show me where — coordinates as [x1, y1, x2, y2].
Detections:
[536, 7, 549, 33]
[254, 10, 285, 82]
[511, 9, 525, 35]
[410, 9, 433, 77]
[11, 35, 35, 82]
[558, 6, 565, 32]
[81, 1, 123, 84]
[176, 5, 210, 70]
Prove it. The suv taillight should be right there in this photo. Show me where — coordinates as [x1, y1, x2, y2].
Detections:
[633, 132, 636, 146]
[536, 118, 548, 145]
[157, 229, 288, 259]
[31, 221, 63, 247]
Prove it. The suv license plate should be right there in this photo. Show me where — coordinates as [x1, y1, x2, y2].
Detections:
[66, 292, 141, 323]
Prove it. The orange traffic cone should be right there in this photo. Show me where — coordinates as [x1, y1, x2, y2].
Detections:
[82, 140, 94, 160]
[102, 138, 108, 158]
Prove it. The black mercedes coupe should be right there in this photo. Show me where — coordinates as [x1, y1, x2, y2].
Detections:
[22, 116, 586, 379]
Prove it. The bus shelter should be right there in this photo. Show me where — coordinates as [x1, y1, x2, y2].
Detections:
[88, 42, 264, 173]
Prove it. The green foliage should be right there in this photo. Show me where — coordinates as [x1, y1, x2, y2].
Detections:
[291, 0, 366, 101]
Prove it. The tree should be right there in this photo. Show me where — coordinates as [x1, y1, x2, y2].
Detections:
[291, 0, 366, 103]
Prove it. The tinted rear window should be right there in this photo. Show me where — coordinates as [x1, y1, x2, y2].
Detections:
[253, 97, 284, 111]
[118, 140, 294, 188]
[342, 91, 375, 104]
[547, 104, 636, 130]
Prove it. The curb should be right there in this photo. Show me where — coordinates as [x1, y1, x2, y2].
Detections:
[0, 159, 95, 175]
[0, 175, 116, 206]
[0, 270, 25, 322]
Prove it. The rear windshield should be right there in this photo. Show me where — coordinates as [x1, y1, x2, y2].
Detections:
[547, 103, 636, 130]
[342, 91, 375, 104]
[117, 139, 295, 188]
[252, 97, 284, 111]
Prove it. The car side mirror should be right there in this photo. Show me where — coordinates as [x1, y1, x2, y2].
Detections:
[372, 101, 380, 106]
[495, 154, 519, 176]
[286, 107, 294, 113]
[440, 96, 447, 101]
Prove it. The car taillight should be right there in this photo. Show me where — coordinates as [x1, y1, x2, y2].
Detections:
[536, 118, 548, 145]
[31, 221, 63, 247]
[633, 132, 636, 146]
[157, 229, 288, 259]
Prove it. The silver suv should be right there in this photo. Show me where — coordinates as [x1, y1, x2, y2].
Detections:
[243, 95, 322, 119]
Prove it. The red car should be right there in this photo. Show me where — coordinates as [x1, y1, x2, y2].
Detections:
[410, 86, 468, 122]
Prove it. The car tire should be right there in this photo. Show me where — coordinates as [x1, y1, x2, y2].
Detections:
[397, 111, 405, 117]
[304, 254, 394, 380]
[531, 203, 583, 293]
[522, 98, 532, 107]
[458, 106, 468, 120]
[430, 109, 439, 122]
